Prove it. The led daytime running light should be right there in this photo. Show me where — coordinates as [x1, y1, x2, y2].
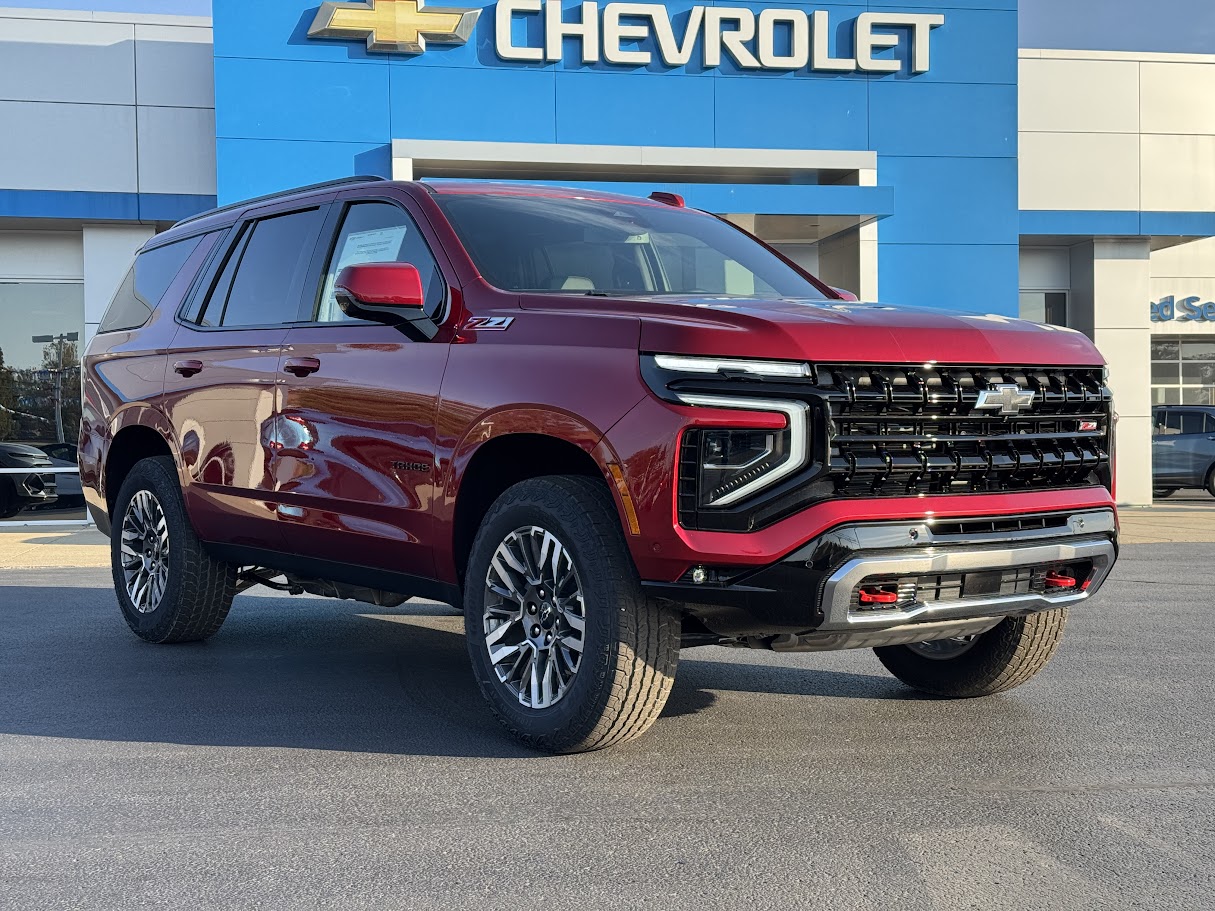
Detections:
[653, 354, 811, 378]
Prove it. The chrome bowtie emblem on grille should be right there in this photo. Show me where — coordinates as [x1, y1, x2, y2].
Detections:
[974, 384, 1036, 415]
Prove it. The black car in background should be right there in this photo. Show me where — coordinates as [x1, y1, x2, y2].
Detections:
[1152, 406, 1215, 498]
[0, 442, 59, 518]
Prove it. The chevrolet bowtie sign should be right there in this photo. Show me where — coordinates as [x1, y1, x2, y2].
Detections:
[310, 0, 480, 53]
[309, 0, 945, 73]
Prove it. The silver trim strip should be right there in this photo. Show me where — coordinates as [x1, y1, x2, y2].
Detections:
[839, 509, 1116, 551]
[818, 536, 1116, 631]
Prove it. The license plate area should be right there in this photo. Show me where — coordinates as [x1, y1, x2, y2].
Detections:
[961, 571, 1003, 598]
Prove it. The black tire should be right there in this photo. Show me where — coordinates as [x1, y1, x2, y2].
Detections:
[111, 455, 237, 643]
[874, 608, 1067, 698]
[464, 475, 679, 753]
[1153, 487, 1177, 499]
[1206, 468, 1215, 498]
[0, 478, 20, 519]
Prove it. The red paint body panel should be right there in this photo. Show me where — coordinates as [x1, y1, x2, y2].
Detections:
[81, 179, 1115, 615]
[274, 322, 449, 578]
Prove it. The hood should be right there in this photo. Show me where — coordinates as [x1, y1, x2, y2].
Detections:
[0, 442, 51, 463]
[519, 294, 1103, 366]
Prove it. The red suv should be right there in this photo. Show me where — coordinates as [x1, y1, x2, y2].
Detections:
[81, 177, 1118, 752]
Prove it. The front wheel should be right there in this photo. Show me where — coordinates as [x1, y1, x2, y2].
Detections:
[874, 608, 1067, 697]
[111, 455, 237, 643]
[1153, 487, 1178, 499]
[464, 476, 679, 753]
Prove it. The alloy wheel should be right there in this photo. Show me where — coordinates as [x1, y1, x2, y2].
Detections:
[120, 489, 170, 614]
[482, 525, 586, 709]
[907, 634, 981, 661]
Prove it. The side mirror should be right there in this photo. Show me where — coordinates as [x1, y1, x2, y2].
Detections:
[334, 263, 437, 340]
[831, 287, 859, 302]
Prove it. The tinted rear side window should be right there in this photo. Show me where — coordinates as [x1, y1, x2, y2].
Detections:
[1180, 412, 1206, 434]
[97, 234, 205, 333]
[203, 208, 324, 328]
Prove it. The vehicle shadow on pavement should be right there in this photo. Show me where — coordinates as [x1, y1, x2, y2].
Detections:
[0, 586, 908, 758]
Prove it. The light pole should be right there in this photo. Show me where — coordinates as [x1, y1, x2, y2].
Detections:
[31, 332, 79, 444]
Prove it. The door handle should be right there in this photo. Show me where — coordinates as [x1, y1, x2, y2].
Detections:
[283, 357, 321, 377]
[173, 359, 203, 377]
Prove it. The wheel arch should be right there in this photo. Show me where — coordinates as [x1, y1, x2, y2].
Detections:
[104, 407, 180, 518]
[446, 417, 623, 587]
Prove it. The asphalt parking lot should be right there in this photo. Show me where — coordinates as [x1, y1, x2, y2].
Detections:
[1, 542, 1212, 910]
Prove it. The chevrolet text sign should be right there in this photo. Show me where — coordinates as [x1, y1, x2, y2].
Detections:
[497, 1, 944, 71]
[311, 0, 946, 72]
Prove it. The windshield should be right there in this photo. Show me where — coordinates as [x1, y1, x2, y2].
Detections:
[434, 193, 828, 300]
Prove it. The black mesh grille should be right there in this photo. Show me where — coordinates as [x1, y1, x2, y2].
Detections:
[812, 364, 1112, 497]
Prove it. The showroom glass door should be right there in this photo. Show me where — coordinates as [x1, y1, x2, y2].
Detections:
[0, 280, 86, 524]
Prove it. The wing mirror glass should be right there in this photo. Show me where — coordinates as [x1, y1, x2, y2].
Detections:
[334, 263, 437, 340]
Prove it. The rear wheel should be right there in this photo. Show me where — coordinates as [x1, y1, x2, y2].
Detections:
[874, 608, 1067, 697]
[111, 456, 237, 643]
[464, 476, 679, 753]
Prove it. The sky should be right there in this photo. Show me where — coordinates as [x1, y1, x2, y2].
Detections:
[1, 0, 1212, 55]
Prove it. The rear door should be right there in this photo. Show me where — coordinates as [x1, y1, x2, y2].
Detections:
[164, 201, 330, 548]
[273, 193, 453, 579]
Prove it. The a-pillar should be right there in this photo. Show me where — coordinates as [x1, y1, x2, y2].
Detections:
[1069, 237, 1152, 506]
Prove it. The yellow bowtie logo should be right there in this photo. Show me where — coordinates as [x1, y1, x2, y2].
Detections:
[308, 0, 481, 54]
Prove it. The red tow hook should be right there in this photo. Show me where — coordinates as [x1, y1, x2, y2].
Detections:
[858, 586, 900, 604]
[1043, 571, 1077, 590]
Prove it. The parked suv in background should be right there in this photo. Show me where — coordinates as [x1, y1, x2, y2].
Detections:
[1152, 405, 1215, 498]
[0, 442, 58, 518]
[81, 177, 1118, 753]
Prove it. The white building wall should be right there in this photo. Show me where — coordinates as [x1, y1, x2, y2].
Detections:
[1020, 49, 1215, 214]
[0, 7, 216, 198]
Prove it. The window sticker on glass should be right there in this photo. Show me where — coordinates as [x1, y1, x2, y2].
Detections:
[320, 225, 410, 321]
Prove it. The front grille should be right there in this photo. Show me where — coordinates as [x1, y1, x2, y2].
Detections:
[812, 365, 1112, 497]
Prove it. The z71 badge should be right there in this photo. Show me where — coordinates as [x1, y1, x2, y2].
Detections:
[464, 316, 515, 331]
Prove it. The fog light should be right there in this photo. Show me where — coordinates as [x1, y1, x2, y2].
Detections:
[691, 566, 708, 585]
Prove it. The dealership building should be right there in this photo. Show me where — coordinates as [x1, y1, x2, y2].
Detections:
[0, 0, 1213, 513]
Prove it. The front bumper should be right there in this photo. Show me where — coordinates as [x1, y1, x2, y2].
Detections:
[644, 508, 1118, 641]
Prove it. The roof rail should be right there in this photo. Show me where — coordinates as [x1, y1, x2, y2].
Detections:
[174, 175, 388, 228]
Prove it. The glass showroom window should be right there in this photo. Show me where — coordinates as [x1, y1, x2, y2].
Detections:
[1151, 336, 1215, 405]
[0, 281, 85, 443]
[0, 281, 85, 520]
[1019, 290, 1069, 326]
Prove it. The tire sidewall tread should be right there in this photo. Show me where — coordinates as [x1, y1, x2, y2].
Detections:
[463, 475, 678, 753]
[111, 455, 236, 644]
[874, 608, 1067, 698]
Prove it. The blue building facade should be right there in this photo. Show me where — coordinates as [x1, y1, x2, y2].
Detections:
[213, 0, 1021, 313]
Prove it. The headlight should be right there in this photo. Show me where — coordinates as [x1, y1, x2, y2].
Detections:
[676, 394, 808, 507]
[642, 354, 822, 526]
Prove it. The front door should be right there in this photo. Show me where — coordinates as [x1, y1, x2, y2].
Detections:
[273, 198, 452, 579]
